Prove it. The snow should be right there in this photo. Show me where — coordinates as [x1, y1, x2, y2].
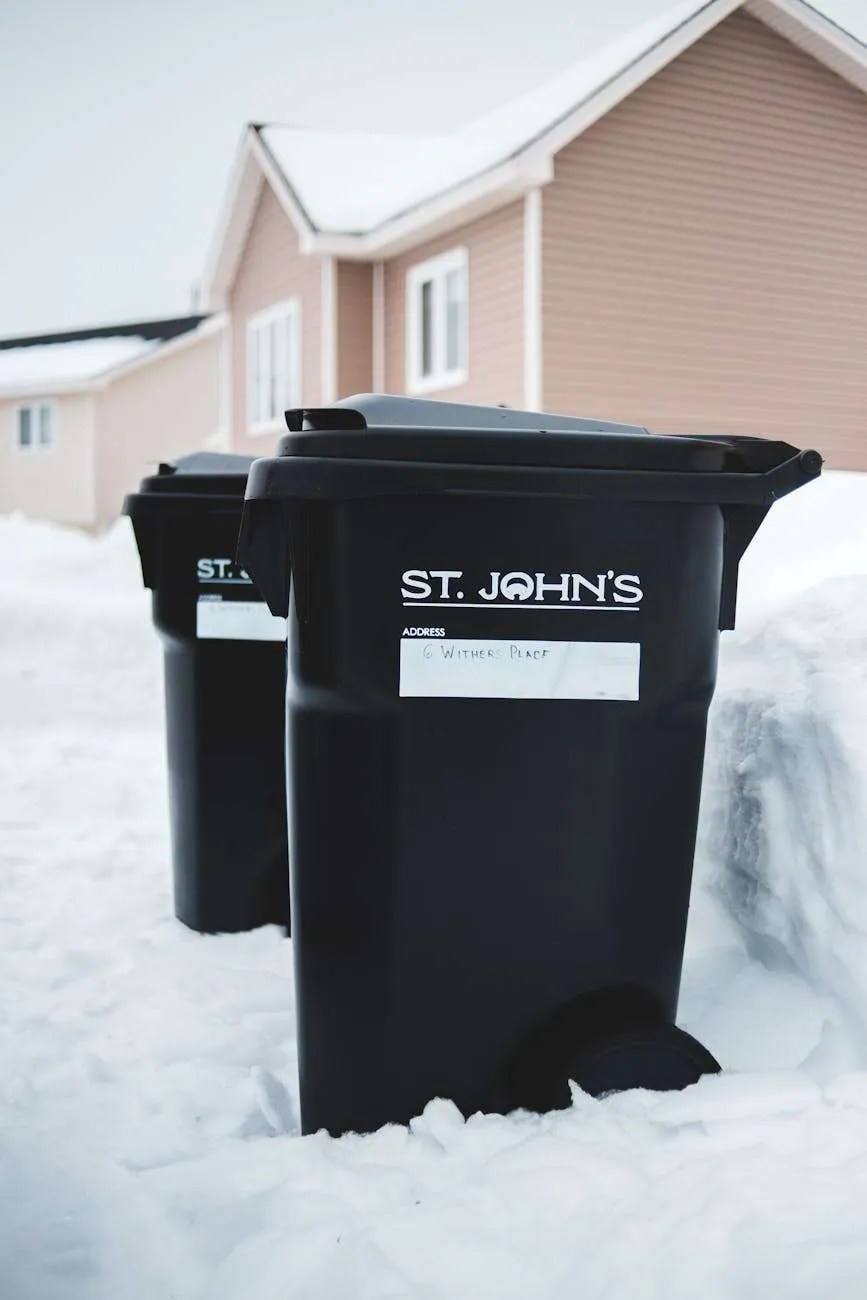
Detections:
[0, 336, 159, 393]
[702, 584, 867, 1038]
[4, 470, 867, 1297]
[262, 0, 705, 232]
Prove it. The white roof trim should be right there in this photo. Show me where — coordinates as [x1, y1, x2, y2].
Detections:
[201, 126, 319, 310]
[200, 134, 264, 312]
[0, 379, 97, 401]
[750, 0, 867, 65]
[201, 0, 867, 273]
[248, 129, 318, 249]
[316, 152, 554, 260]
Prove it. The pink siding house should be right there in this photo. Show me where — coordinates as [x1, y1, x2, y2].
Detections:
[7, 0, 867, 531]
[203, 0, 867, 469]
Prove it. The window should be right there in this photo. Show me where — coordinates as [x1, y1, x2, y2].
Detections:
[247, 299, 301, 433]
[406, 248, 468, 393]
[16, 401, 56, 451]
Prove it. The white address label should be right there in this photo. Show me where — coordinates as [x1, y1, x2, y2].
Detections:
[196, 598, 287, 642]
[399, 638, 640, 700]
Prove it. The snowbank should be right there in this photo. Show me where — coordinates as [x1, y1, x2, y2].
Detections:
[691, 472, 867, 1055]
[3, 476, 867, 1298]
[700, 572, 867, 1046]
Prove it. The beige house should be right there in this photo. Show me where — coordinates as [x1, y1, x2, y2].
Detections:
[6, 0, 867, 531]
[204, 0, 867, 469]
[0, 316, 223, 528]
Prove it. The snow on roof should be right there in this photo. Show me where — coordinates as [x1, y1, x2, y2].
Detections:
[261, 129, 434, 232]
[261, 0, 705, 232]
[0, 336, 159, 394]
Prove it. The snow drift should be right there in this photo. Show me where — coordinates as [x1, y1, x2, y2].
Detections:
[3, 471, 867, 1298]
[701, 574, 867, 1047]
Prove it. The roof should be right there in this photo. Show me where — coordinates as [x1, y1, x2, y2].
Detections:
[203, 0, 867, 305]
[0, 314, 208, 353]
[0, 315, 221, 399]
[259, 0, 709, 234]
[0, 338, 160, 395]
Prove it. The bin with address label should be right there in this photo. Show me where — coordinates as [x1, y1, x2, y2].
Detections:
[238, 395, 821, 1135]
[124, 453, 289, 934]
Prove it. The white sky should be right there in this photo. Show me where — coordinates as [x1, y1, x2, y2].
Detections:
[1, 0, 866, 337]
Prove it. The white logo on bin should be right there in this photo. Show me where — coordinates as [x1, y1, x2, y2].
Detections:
[196, 558, 253, 584]
[400, 569, 643, 609]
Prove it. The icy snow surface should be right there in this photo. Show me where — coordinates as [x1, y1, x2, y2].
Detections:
[262, 0, 703, 231]
[4, 473, 867, 1298]
[0, 337, 158, 393]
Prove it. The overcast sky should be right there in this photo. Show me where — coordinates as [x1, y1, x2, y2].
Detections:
[1, 0, 865, 337]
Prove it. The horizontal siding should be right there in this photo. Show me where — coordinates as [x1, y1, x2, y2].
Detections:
[229, 179, 322, 455]
[383, 202, 524, 408]
[95, 329, 223, 525]
[336, 260, 373, 398]
[542, 10, 867, 468]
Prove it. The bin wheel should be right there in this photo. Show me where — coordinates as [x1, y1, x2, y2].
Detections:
[495, 986, 720, 1113]
[561, 1019, 720, 1100]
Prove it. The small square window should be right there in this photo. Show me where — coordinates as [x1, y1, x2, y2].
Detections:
[247, 300, 301, 433]
[406, 249, 467, 394]
[16, 402, 55, 451]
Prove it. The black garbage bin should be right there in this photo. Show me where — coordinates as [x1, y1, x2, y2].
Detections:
[125, 453, 289, 934]
[239, 396, 821, 1135]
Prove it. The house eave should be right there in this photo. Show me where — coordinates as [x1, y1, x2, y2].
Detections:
[200, 136, 263, 312]
[0, 380, 98, 402]
[310, 153, 555, 260]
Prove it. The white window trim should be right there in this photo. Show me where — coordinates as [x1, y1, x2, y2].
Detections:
[405, 247, 468, 395]
[320, 257, 337, 405]
[246, 296, 301, 436]
[14, 399, 57, 453]
[372, 261, 385, 391]
[523, 188, 543, 410]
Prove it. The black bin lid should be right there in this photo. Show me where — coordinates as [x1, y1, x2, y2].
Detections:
[245, 394, 821, 506]
[124, 453, 256, 590]
[276, 394, 733, 473]
[126, 452, 255, 503]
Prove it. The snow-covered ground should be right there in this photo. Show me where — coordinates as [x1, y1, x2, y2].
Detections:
[3, 477, 867, 1299]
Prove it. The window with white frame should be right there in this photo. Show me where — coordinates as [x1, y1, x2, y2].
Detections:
[247, 299, 301, 432]
[16, 401, 56, 451]
[406, 248, 468, 393]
